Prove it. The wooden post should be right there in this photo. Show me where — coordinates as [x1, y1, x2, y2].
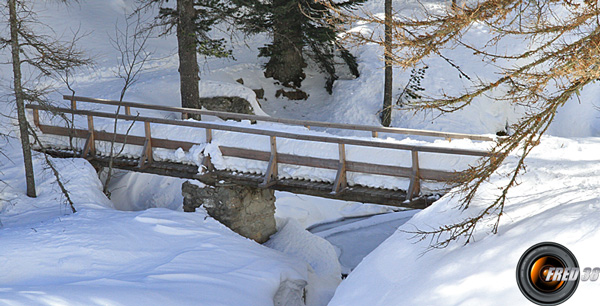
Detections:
[125, 106, 131, 116]
[139, 121, 153, 168]
[32, 109, 40, 127]
[82, 115, 95, 157]
[182, 113, 189, 120]
[260, 136, 278, 188]
[407, 150, 421, 200]
[203, 128, 214, 171]
[332, 143, 347, 194]
[372, 131, 378, 138]
[70, 97, 76, 110]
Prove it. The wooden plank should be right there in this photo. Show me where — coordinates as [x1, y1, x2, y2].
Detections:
[219, 146, 458, 182]
[332, 143, 347, 194]
[62, 95, 495, 141]
[37, 125, 196, 151]
[259, 136, 278, 188]
[27, 105, 494, 157]
[408, 150, 421, 200]
[219, 146, 338, 169]
[346, 161, 412, 177]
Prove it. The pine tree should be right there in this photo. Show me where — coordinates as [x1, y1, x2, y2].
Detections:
[235, 0, 365, 94]
[138, 0, 233, 114]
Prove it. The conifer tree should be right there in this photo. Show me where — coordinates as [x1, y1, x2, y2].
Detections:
[235, 0, 365, 94]
[138, 0, 233, 113]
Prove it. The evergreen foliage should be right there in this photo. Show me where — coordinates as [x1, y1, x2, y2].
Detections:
[142, 0, 234, 59]
[234, 0, 365, 93]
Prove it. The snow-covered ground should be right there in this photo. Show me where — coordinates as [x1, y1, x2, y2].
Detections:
[329, 136, 600, 306]
[0, 138, 308, 306]
[2, 0, 600, 305]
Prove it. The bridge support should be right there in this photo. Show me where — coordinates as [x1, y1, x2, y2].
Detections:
[182, 181, 277, 243]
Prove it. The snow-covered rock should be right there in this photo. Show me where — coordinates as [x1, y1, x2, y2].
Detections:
[266, 218, 342, 306]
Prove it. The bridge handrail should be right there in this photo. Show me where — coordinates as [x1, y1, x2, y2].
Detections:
[63, 95, 496, 142]
[27, 104, 494, 157]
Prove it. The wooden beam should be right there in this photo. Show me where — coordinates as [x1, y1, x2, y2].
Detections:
[332, 143, 347, 194]
[408, 150, 421, 200]
[259, 136, 278, 188]
[37, 125, 196, 151]
[219, 146, 459, 182]
[61, 95, 495, 141]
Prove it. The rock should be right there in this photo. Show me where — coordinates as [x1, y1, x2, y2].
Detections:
[275, 89, 308, 100]
[273, 279, 307, 306]
[199, 96, 255, 115]
[236, 78, 244, 85]
[182, 181, 277, 243]
[253, 88, 265, 100]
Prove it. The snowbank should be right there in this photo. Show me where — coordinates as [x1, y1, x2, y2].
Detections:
[329, 136, 600, 305]
[266, 218, 342, 306]
[0, 136, 306, 306]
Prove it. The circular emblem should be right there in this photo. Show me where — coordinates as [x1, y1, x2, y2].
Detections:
[516, 242, 579, 305]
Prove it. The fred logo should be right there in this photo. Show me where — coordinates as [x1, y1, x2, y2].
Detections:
[516, 242, 579, 305]
[544, 267, 579, 282]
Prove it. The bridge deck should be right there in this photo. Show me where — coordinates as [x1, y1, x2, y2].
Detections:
[41, 148, 432, 209]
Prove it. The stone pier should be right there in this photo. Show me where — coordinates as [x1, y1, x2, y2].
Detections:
[182, 181, 277, 243]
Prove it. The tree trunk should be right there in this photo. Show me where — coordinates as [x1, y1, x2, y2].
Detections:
[264, 0, 306, 88]
[177, 0, 200, 117]
[381, 0, 393, 127]
[9, 0, 36, 198]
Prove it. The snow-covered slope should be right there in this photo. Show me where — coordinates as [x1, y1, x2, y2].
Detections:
[0, 135, 308, 305]
[329, 136, 600, 305]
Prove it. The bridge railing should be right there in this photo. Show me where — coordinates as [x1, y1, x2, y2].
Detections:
[27, 99, 497, 201]
[62, 95, 496, 142]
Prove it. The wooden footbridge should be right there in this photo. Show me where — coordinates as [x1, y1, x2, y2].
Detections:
[26, 96, 496, 209]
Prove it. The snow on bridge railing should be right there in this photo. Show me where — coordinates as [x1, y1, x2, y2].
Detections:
[63, 95, 497, 142]
[27, 102, 498, 201]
